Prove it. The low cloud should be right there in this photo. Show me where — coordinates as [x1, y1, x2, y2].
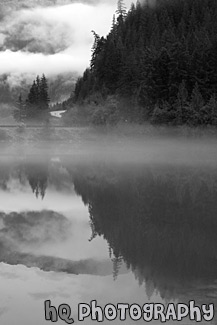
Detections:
[0, 50, 88, 76]
[5, 73, 34, 90]
[0, 1, 132, 77]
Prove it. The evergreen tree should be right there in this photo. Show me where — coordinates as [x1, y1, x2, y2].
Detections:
[27, 81, 38, 106]
[90, 30, 100, 71]
[40, 74, 50, 109]
[116, 0, 127, 22]
[36, 75, 41, 104]
[26, 74, 50, 118]
[73, 0, 217, 126]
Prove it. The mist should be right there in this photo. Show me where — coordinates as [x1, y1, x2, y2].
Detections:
[0, 0, 135, 97]
[0, 0, 133, 82]
[1, 127, 217, 167]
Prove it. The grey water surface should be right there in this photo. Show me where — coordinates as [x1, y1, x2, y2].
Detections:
[0, 131, 217, 324]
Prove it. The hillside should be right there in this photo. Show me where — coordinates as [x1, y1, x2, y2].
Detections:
[73, 0, 217, 126]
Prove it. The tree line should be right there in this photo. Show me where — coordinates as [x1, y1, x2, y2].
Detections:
[73, 0, 217, 125]
[15, 74, 50, 122]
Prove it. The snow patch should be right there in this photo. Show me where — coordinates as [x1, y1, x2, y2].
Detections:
[50, 110, 66, 118]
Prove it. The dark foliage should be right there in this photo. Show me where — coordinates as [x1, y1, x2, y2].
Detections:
[73, 0, 217, 125]
[25, 74, 50, 119]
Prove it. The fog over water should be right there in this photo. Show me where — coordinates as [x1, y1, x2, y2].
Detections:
[0, 131, 217, 324]
[4, 127, 217, 165]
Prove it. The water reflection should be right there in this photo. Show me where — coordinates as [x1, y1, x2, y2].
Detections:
[69, 164, 217, 299]
[26, 162, 48, 199]
[1, 156, 217, 319]
[0, 157, 113, 277]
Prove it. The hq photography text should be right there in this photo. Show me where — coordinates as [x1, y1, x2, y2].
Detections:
[44, 300, 215, 323]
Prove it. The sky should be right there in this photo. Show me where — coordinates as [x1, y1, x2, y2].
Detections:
[0, 0, 134, 85]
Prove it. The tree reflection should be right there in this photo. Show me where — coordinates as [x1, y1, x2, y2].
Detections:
[0, 158, 49, 199]
[0, 157, 72, 200]
[2, 156, 217, 302]
[25, 161, 48, 199]
[70, 163, 217, 300]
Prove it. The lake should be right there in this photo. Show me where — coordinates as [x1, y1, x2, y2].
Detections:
[1, 130, 217, 324]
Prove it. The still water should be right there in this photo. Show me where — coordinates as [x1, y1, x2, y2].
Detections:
[1, 136, 217, 325]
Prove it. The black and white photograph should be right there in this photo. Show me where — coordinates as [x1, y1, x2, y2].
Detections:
[0, 0, 217, 324]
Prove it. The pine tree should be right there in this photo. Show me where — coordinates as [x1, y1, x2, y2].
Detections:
[90, 30, 100, 71]
[116, 0, 127, 23]
[36, 75, 41, 104]
[27, 80, 38, 106]
[72, 0, 217, 125]
[26, 74, 50, 118]
[40, 74, 50, 109]
[112, 14, 116, 30]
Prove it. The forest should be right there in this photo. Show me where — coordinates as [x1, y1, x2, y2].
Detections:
[72, 0, 217, 126]
[14, 74, 50, 122]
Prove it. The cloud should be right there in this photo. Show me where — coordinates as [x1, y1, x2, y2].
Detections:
[5, 73, 34, 89]
[0, 0, 134, 98]
[2, 6, 74, 53]
[0, 210, 71, 247]
[0, 1, 133, 77]
[0, 50, 88, 76]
